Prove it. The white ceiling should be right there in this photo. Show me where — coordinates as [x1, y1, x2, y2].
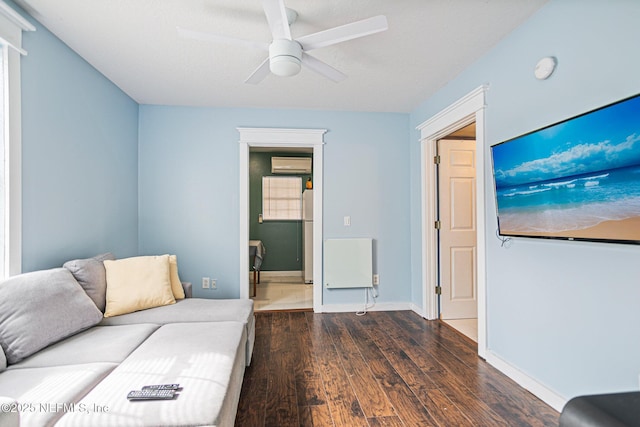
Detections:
[15, 0, 547, 113]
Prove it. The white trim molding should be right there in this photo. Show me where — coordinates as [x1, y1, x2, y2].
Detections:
[238, 128, 326, 312]
[238, 127, 326, 145]
[252, 270, 303, 279]
[486, 351, 567, 412]
[0, 2, 35, 31]
[0, 1, 34, 277]
[416, 85, 488, 359]
[321, 302, 412, 313]
[409, 303, 427, 318]
[0, 1, 35, 55]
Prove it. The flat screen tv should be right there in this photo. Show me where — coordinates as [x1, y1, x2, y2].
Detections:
[490, 93, 640, 244]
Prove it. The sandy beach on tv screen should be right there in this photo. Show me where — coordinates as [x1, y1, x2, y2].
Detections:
[506, 216, 640, 241]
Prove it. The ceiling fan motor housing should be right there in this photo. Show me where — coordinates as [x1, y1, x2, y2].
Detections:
[269, 39, 302, 77]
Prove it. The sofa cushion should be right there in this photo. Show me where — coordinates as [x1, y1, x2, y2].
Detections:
[63, 252, 115, 312]
[99, 298, 254, 326]
[0, 397, 19, 426]
[100, 298, 255, 366]
[57, 322, 247, 427]
[168, 255, 185, 300]
[0, 268, 104, 365]
[8, 324, 159, 369]
[0, 362, 117, 427]
[103, 255, 176, 317]
[99, 298, 256, 366]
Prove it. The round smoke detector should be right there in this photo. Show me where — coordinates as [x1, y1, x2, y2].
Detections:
[535, 56, 557, 80]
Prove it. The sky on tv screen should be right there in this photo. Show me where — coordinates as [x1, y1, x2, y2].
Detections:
[492, 95, 640, 189]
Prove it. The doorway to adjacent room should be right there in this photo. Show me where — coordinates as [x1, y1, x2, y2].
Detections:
[436, 124, 478, 342]
[417, 85, 487, 358]
[248, 148, 314, 311]
[238, 128, 325, 313]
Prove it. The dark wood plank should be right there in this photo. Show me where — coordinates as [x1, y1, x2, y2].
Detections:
[236, 310, 560, 427]
[373, 312, 511, 426]
[298, 404, 334, 427]
[265, 312, 299, 427]
[362, 314, 474, 426]
[367, 415, 405, 427]
[391, 311, 560, 426]
[385, 311, 560, 426]
[290, 311, 328, 407]
[235, 312, 272, 427]
[305, 313, 369, 427]
[338, 314, 438, 427]
[367, 312, 445, 373]
[322, 314, 396, 418]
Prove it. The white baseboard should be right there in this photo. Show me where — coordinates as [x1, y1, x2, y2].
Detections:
[485, 350, 567, 412]
[249, 270, 302, 278]
[319, 302, 412, 313]
[409, 303, 428, 319]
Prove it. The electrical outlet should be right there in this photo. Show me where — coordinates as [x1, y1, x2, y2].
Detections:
[211, 279, 217, 289]
[202, 277, 210, 289]
[344, 216, 351, 226]
[373, 274, 379, 285]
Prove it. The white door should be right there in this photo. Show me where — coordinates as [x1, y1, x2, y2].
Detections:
[438, 139, 477, 319]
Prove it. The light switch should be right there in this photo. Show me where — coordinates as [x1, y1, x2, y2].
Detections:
[344, 216, 351, 226]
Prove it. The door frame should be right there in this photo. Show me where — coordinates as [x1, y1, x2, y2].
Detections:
[238, 128, 325, 313]
[417, 85, 488, 358]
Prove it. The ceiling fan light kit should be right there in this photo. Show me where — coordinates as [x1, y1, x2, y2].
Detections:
[269, 39, 302, 77]
[178, 0, 388, 84]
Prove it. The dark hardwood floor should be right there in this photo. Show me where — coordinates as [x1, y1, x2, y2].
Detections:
[235, 311, 559, 427]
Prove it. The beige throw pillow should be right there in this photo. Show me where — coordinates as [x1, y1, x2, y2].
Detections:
[168, 255, 185, 300]
[103, 255, 175, 317]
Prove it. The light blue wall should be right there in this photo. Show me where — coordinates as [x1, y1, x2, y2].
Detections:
[410, 0, 640, 399]
[20, 8, 139, 271]
[19, 0, 638, 403]
[138, 106, 410, 301]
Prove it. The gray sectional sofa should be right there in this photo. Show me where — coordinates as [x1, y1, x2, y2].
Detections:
[0, 256, 254, 427]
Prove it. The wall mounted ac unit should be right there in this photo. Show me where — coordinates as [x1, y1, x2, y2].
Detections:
[271, 157, 312, 174]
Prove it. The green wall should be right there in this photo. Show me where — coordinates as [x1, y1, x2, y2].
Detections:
[249, 152, 313, 271]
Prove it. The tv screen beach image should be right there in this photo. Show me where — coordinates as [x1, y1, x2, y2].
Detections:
[491, 94, 640, 242]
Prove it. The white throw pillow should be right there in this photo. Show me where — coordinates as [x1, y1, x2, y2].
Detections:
[168, 255, 185, 300]
[103, 255, 175, 318]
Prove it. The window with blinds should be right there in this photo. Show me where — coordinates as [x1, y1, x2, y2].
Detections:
[262, 176, 302, 221]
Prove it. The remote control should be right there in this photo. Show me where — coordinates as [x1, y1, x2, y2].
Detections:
[127, 389, 176, 400]
[142, 384, 181, 391]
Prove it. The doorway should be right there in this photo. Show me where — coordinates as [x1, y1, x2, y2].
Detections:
[248, 148, 314, 311]
[436, 125, 478, 342]
[417, 85, 487, 358]
[238, 128, 325, 313]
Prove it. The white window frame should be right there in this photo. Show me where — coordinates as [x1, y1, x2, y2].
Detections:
[262, 176, 302, 221]
[0, 1, 35, 277]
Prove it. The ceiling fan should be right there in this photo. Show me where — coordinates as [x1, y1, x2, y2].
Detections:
[177, 0, 388, 84]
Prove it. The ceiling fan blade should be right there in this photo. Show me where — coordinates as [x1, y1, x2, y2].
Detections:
[301, 53, 347, 83]
[177, 27, 268, 51]
[262, 0, 291, 40]
[297, 15, 388, 51]
[245, 57, 271, 84]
